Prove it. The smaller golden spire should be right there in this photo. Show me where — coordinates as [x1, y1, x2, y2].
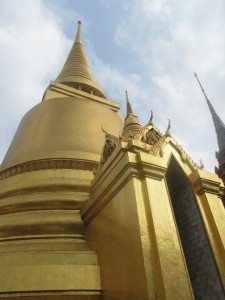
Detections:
[125, 91, 134, 115]
[122, 91, 142, 140]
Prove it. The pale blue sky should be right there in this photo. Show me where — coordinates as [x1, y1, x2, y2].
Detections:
[0, 0, 225, 172]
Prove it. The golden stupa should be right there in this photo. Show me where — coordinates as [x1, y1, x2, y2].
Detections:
[0, 21, 224, 300]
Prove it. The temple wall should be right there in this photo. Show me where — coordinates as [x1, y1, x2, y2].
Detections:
[84, 178, 150, 300]
[82, 148, 194, 300]
[166, 160, 225, 299]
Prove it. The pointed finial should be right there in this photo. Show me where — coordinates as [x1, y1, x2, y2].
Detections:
[165, 119, 171, 137]
[125, 91, 134, 115]
[149, 110, 153, 125]
[194, 72, 225, 150]
[75, 20, 82, 44]
[122, 92, 142, 140]
[199, 159, 204, 170]
[194, 72, 209, 101]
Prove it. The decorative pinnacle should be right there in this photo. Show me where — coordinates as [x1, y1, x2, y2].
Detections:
[199, 159, 204, 170]
[165, 118, 171, 137]
[125, 91, 134, 115]
[149, 110, 153, 125]
[75, 20, 82, 44]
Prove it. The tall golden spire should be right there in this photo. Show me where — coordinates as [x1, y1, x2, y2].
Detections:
[55, 21, 106, 98]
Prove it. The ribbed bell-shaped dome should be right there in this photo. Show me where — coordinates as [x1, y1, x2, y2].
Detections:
[1, 97, 123, 170]
[55, 21, 106, 98]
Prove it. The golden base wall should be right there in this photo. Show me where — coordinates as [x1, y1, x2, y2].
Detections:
[0, 168, 101, 298]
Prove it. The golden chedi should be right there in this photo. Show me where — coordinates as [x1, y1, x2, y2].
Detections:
[0, 21, 122, 299]
[0, 21, 225, 300]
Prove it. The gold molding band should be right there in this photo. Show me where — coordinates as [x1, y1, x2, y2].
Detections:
[193, 178, 222, 196]
[0, 159, 98, 181]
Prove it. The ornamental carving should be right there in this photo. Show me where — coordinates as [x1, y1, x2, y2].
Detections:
[192, 178, 221, 196]
[0, 159, 98, 181]
[143, 128, 163, 145]
[100, 132, 120, 168]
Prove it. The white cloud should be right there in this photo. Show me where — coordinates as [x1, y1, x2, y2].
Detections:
[0, 0, 224, 174]
[86, 42, 153, 124]
[0, 0, 74, 161]
[113, 0, 225, 171]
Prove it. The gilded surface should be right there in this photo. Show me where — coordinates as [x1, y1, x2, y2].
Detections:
[55, 21, 106, 98]
[1, 97, 123, 170]
[0, 21, 126, 294]
[82, 133, 225, 298]
[82, 143, 195, 299]
[0, 166, 101, 297]
[1, 19, 225, 300]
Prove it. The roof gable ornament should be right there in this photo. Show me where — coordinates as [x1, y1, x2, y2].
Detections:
[98, 91, 202, 171]
[99, 105, 201, 171]
[148, 110, 153, 125]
